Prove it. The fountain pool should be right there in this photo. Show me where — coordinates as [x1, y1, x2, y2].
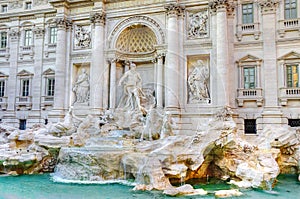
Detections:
[0, 174, 299, 199]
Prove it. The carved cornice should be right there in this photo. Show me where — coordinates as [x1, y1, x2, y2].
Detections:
[34, 27, 45, 38]
[90, 12, 106, 26]
[56, 17, 72, 30]
[164, 3, 185, 17]
[259, 0, 278, 13]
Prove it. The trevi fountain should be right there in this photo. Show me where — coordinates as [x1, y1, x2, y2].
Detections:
[0, 62, 299, 198]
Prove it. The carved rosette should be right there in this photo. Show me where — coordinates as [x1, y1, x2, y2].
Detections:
[259, 0, 278, 13]
[33, 27, 45, 39]
[9, 30, 19, 41]
[164, 3, 185, 18]
[209, 0, 228, 13]
[90, 12, 106, 26]
[56, 17, 72, 30]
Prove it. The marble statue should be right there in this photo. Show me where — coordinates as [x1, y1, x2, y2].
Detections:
[73, 68, 90, 104]
[118, 63, 146, 113]
[74, 26, 91, 49]
[188, 60, 210, 103]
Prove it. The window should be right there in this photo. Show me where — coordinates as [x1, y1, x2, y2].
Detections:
[24, 30, 32, 46]
[0, 32, 7, 49]
[25, 2, 32, 10]
[285, 0, 297, 19]
[288, 119, 300, 127]
[22, 79, 30, 96]
[1, 5, 7, 13]
[0, 80, 5, 97]
[244, 67, 256, 89]
[47, 78, 55, 96]
[244, 119, 257, 134]
[19, 119, 26, 130]
[49, 27, 57, 44]
[242, 4, 253, 24]
[286, 65, 299, 87]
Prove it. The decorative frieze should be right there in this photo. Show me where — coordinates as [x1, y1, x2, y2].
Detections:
[33, 0, 48, 6]
[90, 12, 106, 26]
[9, 30, 19, 41]
[10, 0, 23, 9]
[56, 18, 72, 30]
[34, 28, 45, 39]
[74, 25, 91, 49]
[164, 3, 185, 17]
[259, 0, 278, 13]
[188, 10, 209, 39]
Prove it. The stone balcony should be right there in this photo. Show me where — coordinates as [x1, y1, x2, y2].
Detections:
[41, 96, 54, 110]
[279, 87, 300, 106]
[15, 96, 32, 110]
[0, 96, 7, 110]
[278, 18, 300, 38]
[19, 45, 34, 60]
[44, 43, 56, 58]
[236, 23, 261, 41]
[0, 47, 9, 60]
[236, 88, 263, 107]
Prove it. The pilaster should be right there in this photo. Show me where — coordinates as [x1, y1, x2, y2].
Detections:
[7, 29, 19, 111]
[259, 0, 282, 125]
[31, 27, 45, 111]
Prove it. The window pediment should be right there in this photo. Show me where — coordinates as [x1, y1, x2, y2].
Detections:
[278, 51, 300, 61]
[17, 69, 33, 77]
[0, 71, 8, 78]
[43, 68, 55, 76]
[237, 54, 262, 65]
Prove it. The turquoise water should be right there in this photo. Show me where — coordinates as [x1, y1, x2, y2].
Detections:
[0, 174, 299, 199]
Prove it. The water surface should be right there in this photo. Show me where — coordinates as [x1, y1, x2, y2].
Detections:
[0, 174, 299, 199]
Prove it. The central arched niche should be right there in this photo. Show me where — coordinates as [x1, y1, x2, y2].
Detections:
[116, 24, 157, 56]
[115, 24, 158, 107]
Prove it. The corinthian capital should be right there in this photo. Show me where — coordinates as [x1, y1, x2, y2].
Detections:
[209, 0, 228, 12]
[56, 17, 72, 30]
[259, 0, 278, 13]
[90, 11, 106, 26]
[164, 3, 185, 17]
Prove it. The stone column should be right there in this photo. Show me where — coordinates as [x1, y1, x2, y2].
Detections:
[164, 3, 184, 110]
[52, 17, 71, 112]
[109, 59, 117, 110]
[210, 0, 229, 106]
[32, 27, 45, 111]
[102, 60, 110, 109]
[156, 54, 164, 108]
[7, 29, 19, 113]
[90, 12, 106, 113]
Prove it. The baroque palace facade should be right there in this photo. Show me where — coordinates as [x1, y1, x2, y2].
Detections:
[0, 0, 299, 136]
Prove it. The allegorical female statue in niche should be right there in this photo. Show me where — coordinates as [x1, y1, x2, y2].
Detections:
[188, 60, 210, 103]
[73, 68, 90, 103]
